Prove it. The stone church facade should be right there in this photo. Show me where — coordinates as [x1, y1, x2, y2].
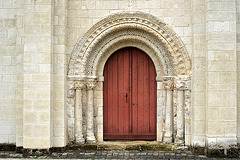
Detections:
[0, 0, 239, 153]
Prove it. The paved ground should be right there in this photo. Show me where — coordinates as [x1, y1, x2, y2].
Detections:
[0, 141, 239, 159]
[0, 150, 238, 159]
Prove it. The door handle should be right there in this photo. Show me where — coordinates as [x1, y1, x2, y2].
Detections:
[125, 93, 128, 102]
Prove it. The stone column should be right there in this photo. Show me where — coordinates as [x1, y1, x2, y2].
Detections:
[86, 81, 96, 143]
[157, 81, 164, 142]
[175, 79, 185, 144]
[96, 76, 104, 142]
[74, 81, 85, 144]
[184, 81, 191, 145]
[164, 79, 174, 143]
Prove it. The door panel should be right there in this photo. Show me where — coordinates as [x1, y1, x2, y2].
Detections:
[103, 47, 157, 140]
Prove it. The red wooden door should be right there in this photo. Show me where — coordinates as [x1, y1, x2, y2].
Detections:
[103, 47, 157, 140]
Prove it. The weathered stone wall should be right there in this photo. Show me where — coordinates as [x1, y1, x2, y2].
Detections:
[0, 0, 18, 144]
[0, 0, 240, 151]
[191, 0, 206, 147]
[205, 0, 237, 148]
[22, 0, 54, 149]
[52, 0, 68, 148]
[237, 0, 240, 144]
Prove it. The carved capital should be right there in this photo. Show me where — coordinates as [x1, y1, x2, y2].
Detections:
[163, 80, 174, 90]
[74, 81, 85, 90]
[174, 80, 185, 91]
[174, 75, 191, 91]
[163, 76, 175, 90]
[86, 81, 96, 90]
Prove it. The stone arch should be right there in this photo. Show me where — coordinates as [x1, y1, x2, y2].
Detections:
[68, 11, 191, 79]
[67, 11, 192, 144]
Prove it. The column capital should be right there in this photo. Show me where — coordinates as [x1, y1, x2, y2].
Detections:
[163, 80, 174, 90]
[174, 80, 185, 91]
[163, 76, 175, 90]
[174, 76, 191, 91]
[74, 81, 86, 90]
[86, 81, 96, 90]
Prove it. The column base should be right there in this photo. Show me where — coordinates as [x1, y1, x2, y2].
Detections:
[86, 135, 96, 144]
[76, 137, 85, 144]
[86, 139, 96, 144]
[164, 136, 173, 143]
[175, 137, 184, 144]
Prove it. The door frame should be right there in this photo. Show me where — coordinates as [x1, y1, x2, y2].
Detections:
[94, 44, 165, 142]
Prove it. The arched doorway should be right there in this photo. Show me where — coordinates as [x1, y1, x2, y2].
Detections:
[68, 11, 191, 144]
[103, 47, 157, 140]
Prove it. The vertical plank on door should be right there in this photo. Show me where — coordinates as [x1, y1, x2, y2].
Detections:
[149, 56, 157, 134]
[143, 52, 150, 134]
[137, 49, 144, 134]
[112, 52, 118, 133]
[108, 54, 113, 134]
[118, 49, 124, 134]
[132, 48, 138, 135]
[123, 48, 130, 134]
[103, 60, 108, 134]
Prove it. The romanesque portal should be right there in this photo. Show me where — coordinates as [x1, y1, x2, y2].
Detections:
[68, 11, 191, 144]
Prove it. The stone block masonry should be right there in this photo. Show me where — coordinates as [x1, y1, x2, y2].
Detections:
[22, 0, 53, 149]
[0, 0, 239, 157]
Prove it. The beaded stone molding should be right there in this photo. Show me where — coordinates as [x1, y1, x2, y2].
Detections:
[68, 11, 191, 80]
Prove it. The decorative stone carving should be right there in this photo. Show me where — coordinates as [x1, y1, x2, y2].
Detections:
[67, 90, 75, 98]
[68, 11, 191, 78]
[174, 75, 191, 91]
[86, 81, 96, 90]
[74, 81, 85, 90]
[163, 76, 175, 91]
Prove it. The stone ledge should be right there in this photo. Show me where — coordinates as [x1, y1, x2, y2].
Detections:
[0, 144, 15, 151]
[66, 142, 186, 151]
[191, 146, 240, 158]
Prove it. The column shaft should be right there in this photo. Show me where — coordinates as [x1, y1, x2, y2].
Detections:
[87, 88, 96, 143]
[165, 90, 173, 143]
[75, 89, 84, 144]
[176, 90, 184, 143]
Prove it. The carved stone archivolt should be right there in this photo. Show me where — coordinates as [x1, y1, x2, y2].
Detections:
[68, 11, 191, 78]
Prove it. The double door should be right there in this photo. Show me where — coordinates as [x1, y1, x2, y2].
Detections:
[103, 47, 157, 140]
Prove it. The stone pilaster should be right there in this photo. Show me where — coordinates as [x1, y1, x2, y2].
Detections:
[86, 81, 96, 143]
[206, 0, 237, 148]
[23, 0, 53, 149]
[74, 81, 85, 144]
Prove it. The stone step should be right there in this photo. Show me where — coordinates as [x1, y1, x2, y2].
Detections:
[67, 141, 186, 151]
